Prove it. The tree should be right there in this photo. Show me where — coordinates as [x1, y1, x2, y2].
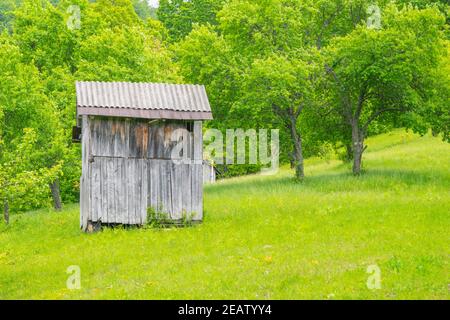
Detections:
[323, 5, 447, 174]
[175, 0, 314, 178]
[0, 36, 65, 210]
[240, 52, 322, 179]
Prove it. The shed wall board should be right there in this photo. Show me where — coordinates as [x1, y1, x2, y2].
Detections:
[80, 115, 91, 230]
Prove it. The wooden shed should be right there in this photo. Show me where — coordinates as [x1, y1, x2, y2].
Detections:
[76, 81, 213, 231]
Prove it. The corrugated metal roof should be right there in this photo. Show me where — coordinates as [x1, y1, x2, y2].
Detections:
[76, 81, 213, 120]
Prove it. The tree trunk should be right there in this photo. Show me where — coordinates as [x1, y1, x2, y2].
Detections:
[289, 152, 295, 169]
[351, 121, 365, 175]
[345, 142, 353, 162]
[431, 128, 438, 137]
[49, 178, 62, 211]
[289, 116, 305, 180]
[4, 199, 9, 225]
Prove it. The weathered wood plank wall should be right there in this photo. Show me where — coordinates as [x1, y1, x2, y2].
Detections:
[81, 117, 203, 229]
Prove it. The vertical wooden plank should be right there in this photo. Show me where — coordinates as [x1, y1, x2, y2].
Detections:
[187, 130, 194, 161]
[193, 121, 203, 163]
[136, 159, 142, 224]
[117, 158, 122, 224]
[117, 158, 126, 224]
[159, 160, 167, 217]
[100, 158, 107, 224]
[168, 161, 175, 219]
[133, 159, 140, 225]
[167, 161, 174, 217]
[181, 164, 192, 219]
[148, 159, 160, 215]
[155, 124, 165, 159]
[103, 157, 110, 224]
[105, 157, 114, 224]
[96, 158, 103, 222]
[127, 159, 134, 225]
[148, 125, 156, 159]
[111, 157, 116, 224]
[114, 158, 121, 224]
[173, 162, 184, 220]
[159, 160, 164, 214]
[147, 159, 151, 222]
[140, 159, 148, 224]
[128, 120, 137, 158]
[129, 119, 148, 159]
[192, 121, 203, 221]
[90, 118, 99, 157]
[148, 160, 154, 213]
[129, 159, 139, 225]
[191, 163, 203, 221]
[80, 115, 91, 230]
[90, 159, 101, 222]
[112, 119, 120, 157]
[122, 120, 130, 158]
[133, 158, 139, 225]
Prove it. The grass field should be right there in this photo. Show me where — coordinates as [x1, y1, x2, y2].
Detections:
[0, 129, 449, 300]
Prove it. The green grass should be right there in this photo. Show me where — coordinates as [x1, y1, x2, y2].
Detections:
[1, 129, 449, 300]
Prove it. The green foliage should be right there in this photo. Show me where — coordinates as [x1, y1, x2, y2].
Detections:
[77, 25, 179, 83]
[174, 24, 239, 123]
[146, 206, 171, 227]
[406, 42, 450, 141]
[0, 129, 62, 212]
[158, 0, 227, 42]
[12, 0, 78, 72]
[0, 34, 67, 210]
[218, 0, 304, 60]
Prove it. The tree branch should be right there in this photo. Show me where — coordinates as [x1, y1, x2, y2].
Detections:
[363, 107, 407, 133]
[355, 82, 368, 120]
[325, 63, 353, 123]
[294, 102, 304, 118]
